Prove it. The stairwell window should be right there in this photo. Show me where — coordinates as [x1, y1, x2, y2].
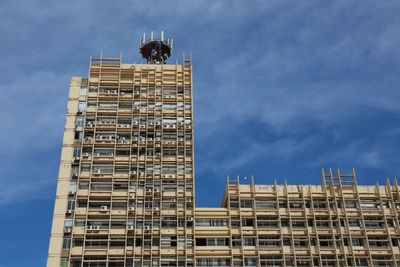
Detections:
[79, 87, 87, 96]
[78, 101, 86, 113]
[60, 258, 68, 267]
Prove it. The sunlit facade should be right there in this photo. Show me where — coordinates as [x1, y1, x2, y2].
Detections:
[47, 36, 400, 267]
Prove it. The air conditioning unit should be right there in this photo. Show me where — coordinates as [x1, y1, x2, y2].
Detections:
[93, 226, 100, 230]
[129, 207, 135, 211]
[95, 153, 100, 156]
[127, 225, 134, 230]
[74, 156, 80, 161]
[100, 206, 108, 211]
[144, 226, 151, 231]
[65, 228, 72, 233]
[72, 173, 78, 178]
[155, 137, 161, 141]
[187, 125, 192, 129]
[130, 171, 137, 174]
[124, 124, 130, 128]
[94, 169, 101, 174]
[187, 217, 194, 221]
[156, 122, 161, 125]
[87, 226, 93, 230]
[155, 207, 160, 211]
[155, 189, 160, 192]
[66, 209, 73, 214]
[120, 92, 126, 96]
[118, 124, 123, 127]
[165, 125, 170, 128]
[178, 138, 184, 141]
[82, 152, 89, 157]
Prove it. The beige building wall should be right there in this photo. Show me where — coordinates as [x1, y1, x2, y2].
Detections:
[48, 77, 82, 267]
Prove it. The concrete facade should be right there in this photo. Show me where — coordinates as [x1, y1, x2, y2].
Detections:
[47, 55, 400, 267]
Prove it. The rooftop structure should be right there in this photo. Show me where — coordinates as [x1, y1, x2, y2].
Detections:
[139, 31, 173, 64]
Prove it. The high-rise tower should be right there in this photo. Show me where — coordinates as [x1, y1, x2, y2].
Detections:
[48, 32, 195, 267]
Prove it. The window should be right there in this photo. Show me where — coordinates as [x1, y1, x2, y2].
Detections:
[313, 201, 327, 209]
[76, 115, 84, 126]
[259, 235, 280, 247]
[161, 236, 177, 247]
[355, 258, 368, 266]
[196, 258, 230, 266]
[279, 201, 287, 208]
[73, 147, 81, 157]
[78, 101, 86, 112]
[345, 200, 357, 208]
[197, 238, 228, 246]
[64, 218, 73, 231]
[241, 200, 253, 208]
[67, 197, 75, 210]
[79, 182, 89, 189]
[60, 258, 68, 267]
[62, 238, 71, 249]
[289, 202, 302, 209]
[244, 258, 257, 266]
[69, 181, 77, 194]
[232, 235, 241, 247]
[242, 218, 254, 227]
[243, 237, 256, 246]
[80, 87, 87, 96]
[256, 200, 276, 208]
[352, 238, 364, 246]
[195, 218, 228, 227]
[98, 102, 117, 109]
[348, 218, 360, 227]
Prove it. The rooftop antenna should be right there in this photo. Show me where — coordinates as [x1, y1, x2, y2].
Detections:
[140, 30, 173, 64]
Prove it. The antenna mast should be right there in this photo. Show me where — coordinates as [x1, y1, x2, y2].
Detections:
[140, 31, 173, 64]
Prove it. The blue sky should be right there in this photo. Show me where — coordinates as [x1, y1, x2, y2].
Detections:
[1, 0, 400, 265]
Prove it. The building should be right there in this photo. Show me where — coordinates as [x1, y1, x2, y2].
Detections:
[48, 33, 400, 267]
